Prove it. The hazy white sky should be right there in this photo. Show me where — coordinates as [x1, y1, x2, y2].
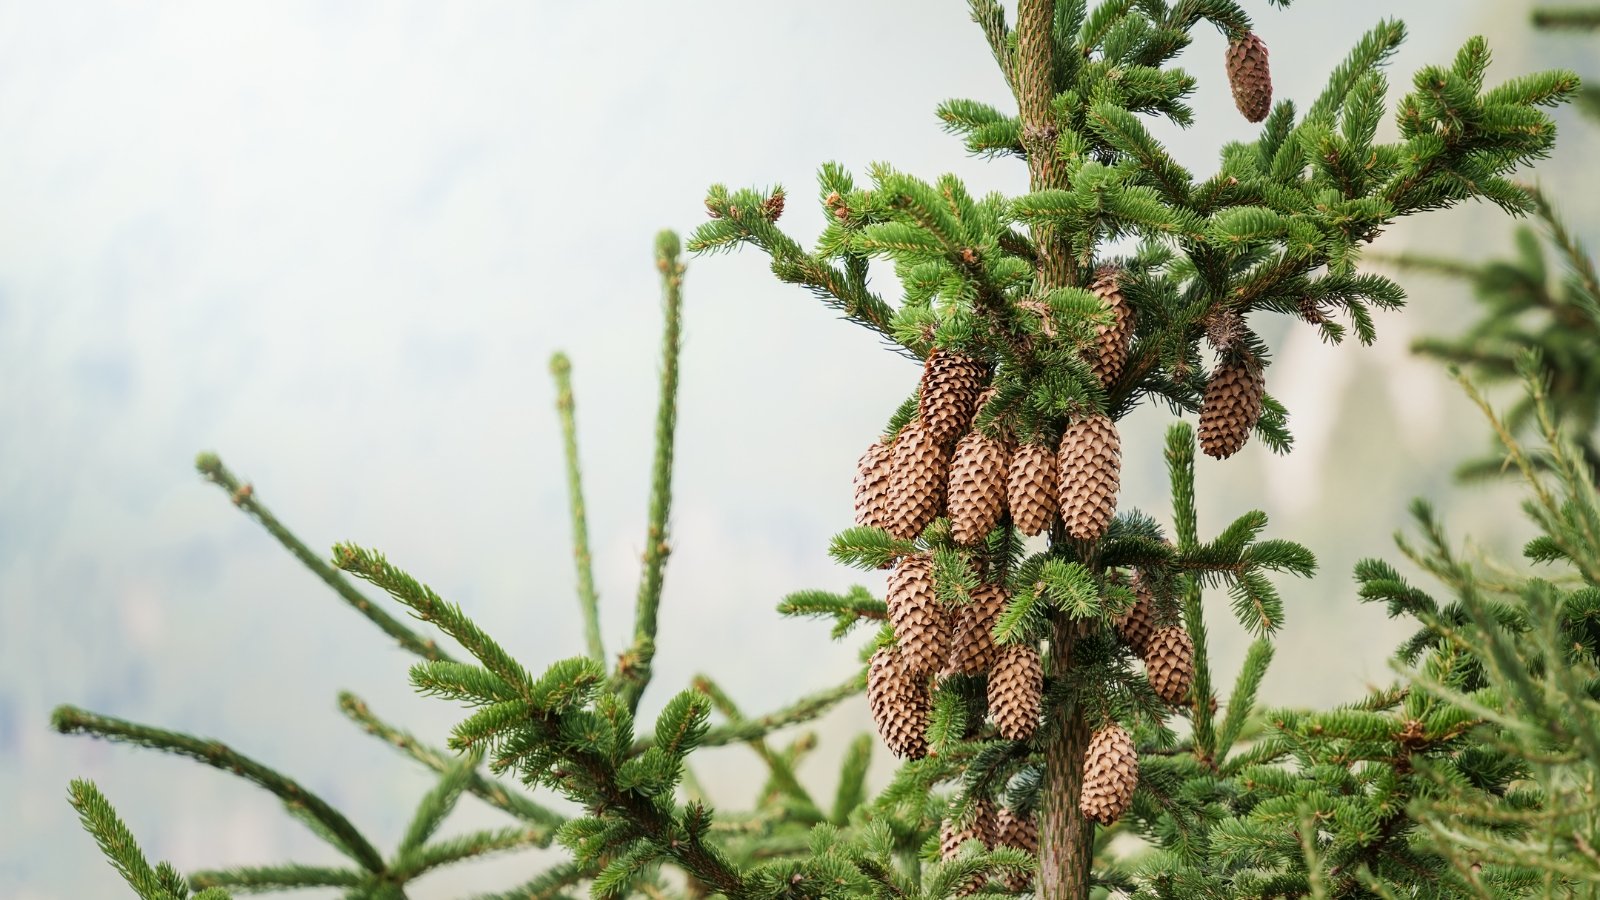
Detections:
[3, 2, 1593, 896]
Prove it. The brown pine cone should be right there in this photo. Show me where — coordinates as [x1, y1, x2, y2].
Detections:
[1113, 572, 1158, 657]
[886, 554, 952, 678]
[1146, 626, 1195, 706]
[1198, 356, 1264, 460]
[761, 189, 786, 221]
[948, 430, 1010, 545]
[1057, 414, 1120, 541]
[1088, 266, 1135, 387]
[919, 350, 987, 446]
[946, 583, 1008, 676]
[988, 642, 1043, 742]
[867, 646, 930, 759]
[1007, 441, 1058, 536]
[993, 808, 1038, 891]
[1225, 31, 1273, 123]
[940, 798, 997, 894]
[885, 419, 948, 540]
[853, 439, 893, 530]
[1080, 723, 1138, 825]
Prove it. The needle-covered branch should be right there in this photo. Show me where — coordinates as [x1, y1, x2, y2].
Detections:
[54, 707, 385, 873]
[616, 231, 687, 714]
[549, 352, 604, 665]
[337, 691, 565, 831]
[194, 453, 452, 662]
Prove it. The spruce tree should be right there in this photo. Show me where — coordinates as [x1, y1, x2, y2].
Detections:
[53, 4, 1583, 900]
[693, 1, 1573, 896]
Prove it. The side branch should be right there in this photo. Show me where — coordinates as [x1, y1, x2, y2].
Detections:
[633, 671, 866, 753]
[549, 352, 605, 664]
[337, 692, 564, 833]
[53, 705, 386, 873]
[618, 231, 687, 713]
[194, 453, 452, 663]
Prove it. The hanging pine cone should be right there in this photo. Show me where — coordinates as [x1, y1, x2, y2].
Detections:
[946, 583, 1008, 676]
[948, 430, 1010, 545]
[1198, 356, 1265, 460]
[1057, 414, 1120, 541]
[1007, 440, 1058, 536]
[1146, 626, 1196, 706]
[1088, 266, 1135, 388]
[887, 554, 952, 678]
[988, 642, 1043, 742]
[1079, 723, 1138, 825]
[941, 798, 997, 895]
[885, 419, 948, 540]
[919, 350, 987, 446]
[867, 646, 930, 759]
[1225, 31, 1273, 123]
[1113, 572, 1158, 657]
[853, 439, 893, 530]
[993, 808, 1038, 892]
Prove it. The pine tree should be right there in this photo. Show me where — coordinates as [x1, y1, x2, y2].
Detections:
[693, 1, 1573, 896]
[54, 4, 1582, 900]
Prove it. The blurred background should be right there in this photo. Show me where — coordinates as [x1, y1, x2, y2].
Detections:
[2, 1, 1595, 896]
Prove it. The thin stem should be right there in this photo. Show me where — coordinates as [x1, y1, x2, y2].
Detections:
[549, 353, 605, 664]
[1531, 7, 1600, 30]
[691, 675, 821, 817]
[617, 231, 687, 714]
[632, 672, 865, 753]
[337, 692, 565, 834]
[53, 705, 386, 873]
[194, 453, 452, 663]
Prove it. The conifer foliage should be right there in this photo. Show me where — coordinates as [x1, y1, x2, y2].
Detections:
[1383, 9, 1600, 484]
[54, 3, 1581, 900]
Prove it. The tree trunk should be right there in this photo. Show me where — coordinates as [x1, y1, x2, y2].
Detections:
[1016, 2, 1095, 896]
[1038, 618, 1094, 899]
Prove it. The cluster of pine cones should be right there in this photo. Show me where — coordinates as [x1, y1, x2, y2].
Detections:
[1078, 572, 1197, 825]
[857, 263, 1254, 838]
[854, 271, 1138, 551]
[939, 800, 1038, 893]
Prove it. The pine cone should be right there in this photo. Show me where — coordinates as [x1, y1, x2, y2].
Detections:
[1079, 723, 1138, 825]
[941, 798, 997, 895]
[1088, 266, 1135, 387]
[946, 583, 1008, 676]
[1198, 356, 1264, 460]
[867, 646, 930, 759]
[948, 431, 1010, 545]
[993, 808, 1038, 892]
[1007, 441, 1058, 536]
[1113, 572, 1158, 657]
[885, 420, 948, 540]
[1146, 625, 1195, 706]
[1225, 31, 1273, 123]
[1057, 415, 1120, 541]
[761, 189, 786, 221]
[988, 642, 1043, 742]
[919, 350, 987, 446]
[887, 554, 951, 678]
[853, 439, 893, 530]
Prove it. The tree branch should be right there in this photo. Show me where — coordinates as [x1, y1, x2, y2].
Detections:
[549, 352, 605, 664]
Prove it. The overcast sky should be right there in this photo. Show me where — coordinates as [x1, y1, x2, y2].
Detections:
[3, 2, 1595, 897]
